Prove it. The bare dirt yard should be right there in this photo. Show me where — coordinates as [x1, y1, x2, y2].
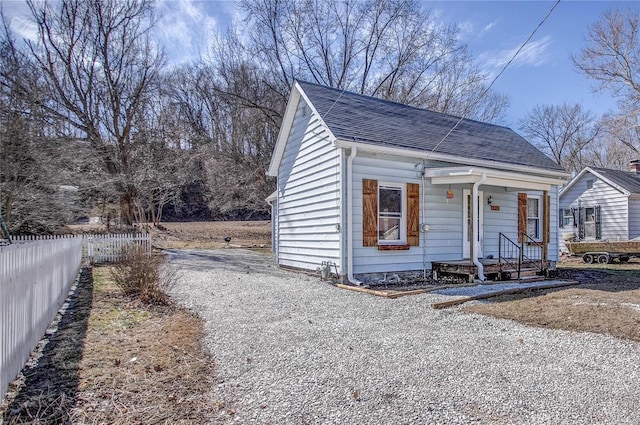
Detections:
[466, 256, 640, 342]
[150, 220, 271, 250]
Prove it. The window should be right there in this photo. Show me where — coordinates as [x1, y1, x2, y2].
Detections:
[559, 208, 574, 228]
[527, 196, 540, 239]
[518, 192, 549, 243]
[362, 179, 419, 247]
[586, 179, 594, 189]
[378, 184, 404, 243]
[584, 207, 596, 239]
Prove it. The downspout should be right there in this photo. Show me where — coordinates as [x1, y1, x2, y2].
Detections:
[421, 161, 427, 280]
[347, 147, 362, 285]
[266, 198, 275, 255]
[473, 173, 487, 282]
[338, 148, 344, 279]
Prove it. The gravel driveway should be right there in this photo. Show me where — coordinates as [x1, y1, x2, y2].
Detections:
[168, 249, 640, 425]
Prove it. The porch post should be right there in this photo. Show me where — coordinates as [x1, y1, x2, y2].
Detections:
[543, 190, 550, 262]
[469, 183, 474, 265]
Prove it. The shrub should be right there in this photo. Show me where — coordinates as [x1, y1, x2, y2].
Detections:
[110, 245, 176, 305]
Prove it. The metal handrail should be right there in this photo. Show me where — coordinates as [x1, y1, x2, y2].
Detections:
[520, 232, 545, 273]
[498, 232, 521, 279]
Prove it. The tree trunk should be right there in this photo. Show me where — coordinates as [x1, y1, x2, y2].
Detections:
[120, 194, 135, 225]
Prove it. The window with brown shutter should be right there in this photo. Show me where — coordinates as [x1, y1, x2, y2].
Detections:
[362, 179, 420, 248]
[518, 192, 549, 243]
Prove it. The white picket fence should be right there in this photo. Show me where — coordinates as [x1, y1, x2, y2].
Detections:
[11, 233, 152, 264]
[0, 233, 151, 402]
[0, 238, 82, 402]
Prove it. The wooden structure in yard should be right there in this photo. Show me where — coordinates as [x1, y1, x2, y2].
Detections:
[566, 240, 640, 264]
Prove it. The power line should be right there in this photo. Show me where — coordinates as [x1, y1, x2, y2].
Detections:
[426, 0, 562, 159]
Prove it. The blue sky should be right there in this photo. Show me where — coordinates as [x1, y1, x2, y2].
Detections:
[3, 0, 635, 127]
[151, 0, 634, 127]
[431, 1, 632, 127]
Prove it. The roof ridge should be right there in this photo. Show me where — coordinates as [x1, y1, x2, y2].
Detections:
[295, 79, 515, 132]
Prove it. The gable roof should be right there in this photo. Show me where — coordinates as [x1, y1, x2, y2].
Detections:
[295, 80, 565, 172]
[562, 166, 640, 196]
[592, 168, 640, 194]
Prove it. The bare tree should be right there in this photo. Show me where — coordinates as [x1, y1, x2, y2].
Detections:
[519, 103, 601, 174]
[572, 8, 640, 110]
[239, 0, 509, 123]
[15, 0, 165, 225]
[0, 15, 97, 233]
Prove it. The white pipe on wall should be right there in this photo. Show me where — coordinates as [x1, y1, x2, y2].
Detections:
[346, 147, 362, 285]
[472, 173, 487, 282]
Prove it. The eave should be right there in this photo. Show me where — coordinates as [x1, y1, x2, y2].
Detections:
[334, 139, 570, 181]
[422, 166, 567, 191]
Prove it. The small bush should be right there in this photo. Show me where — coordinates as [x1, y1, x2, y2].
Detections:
[110, 245, 176, 305]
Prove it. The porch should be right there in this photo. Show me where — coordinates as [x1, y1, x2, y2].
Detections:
[431, 258, 551, 283]
[432, 231, 552, 283]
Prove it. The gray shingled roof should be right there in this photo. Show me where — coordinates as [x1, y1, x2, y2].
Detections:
[298, 80, 565, 172]
[591, 167, 640, 194]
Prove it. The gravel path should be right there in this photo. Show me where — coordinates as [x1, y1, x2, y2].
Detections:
[168, 249, 640, 425]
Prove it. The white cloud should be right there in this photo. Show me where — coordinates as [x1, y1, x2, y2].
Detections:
[9, 14, 37, 41]
[480, 35, 553, 73]
[155, 0, 226, 64]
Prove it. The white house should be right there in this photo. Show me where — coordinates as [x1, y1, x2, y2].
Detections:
[559, 164, 640, 242]
[267, 81, 570, 283]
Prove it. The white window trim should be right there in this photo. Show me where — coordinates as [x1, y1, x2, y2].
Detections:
[378, 182, 406, 245]
[527, 195, 542, 241]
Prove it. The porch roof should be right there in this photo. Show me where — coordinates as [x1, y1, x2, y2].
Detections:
[422, 166, 566, 191]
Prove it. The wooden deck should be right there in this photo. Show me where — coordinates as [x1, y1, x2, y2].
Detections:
[432, 258, 549, 283]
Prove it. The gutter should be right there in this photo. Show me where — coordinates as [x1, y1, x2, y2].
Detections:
[334, 139, 570, 180]
[472, 173, 487, 282]
[346, 147, 362, 285]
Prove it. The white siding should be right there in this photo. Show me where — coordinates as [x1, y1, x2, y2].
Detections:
[276, 100, 341, 271]
[560, 172, 629, 240]
[350, 154, 561, 274]
[351, 154, 424, 274]
[629, 196, 640, 239]
[482, 187, 518, 257]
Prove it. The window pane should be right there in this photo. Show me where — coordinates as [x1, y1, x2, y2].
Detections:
[527, 198, 539, 218]
[379, 218, 400, 240]
[527, 218, 539, 238]
[585, 207, 595, 222]
[379, 187, 401, 213]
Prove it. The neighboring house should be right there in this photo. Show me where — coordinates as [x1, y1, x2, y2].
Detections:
[267, 80, 569, 283]
[559, 163, 640, 243]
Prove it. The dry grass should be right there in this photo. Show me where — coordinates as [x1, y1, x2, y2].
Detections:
[111, 246, 176, 305]
[466, 256, 640, 342]
[71, 267, 222, 424]
[150, 221, 271, 250]
[1, 267, 225, 424]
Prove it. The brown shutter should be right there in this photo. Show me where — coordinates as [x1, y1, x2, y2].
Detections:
[543, 191, 550, 259]
[543, 192, 550, 243]
[518, 192, 527, 243]
[407, 183, 420, 246]
[362, 179, 378, 246]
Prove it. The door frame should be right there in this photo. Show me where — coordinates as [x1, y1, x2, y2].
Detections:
[462, 189, 483, 258]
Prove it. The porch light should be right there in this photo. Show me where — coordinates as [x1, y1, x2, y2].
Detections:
[487, 195, 493, 205]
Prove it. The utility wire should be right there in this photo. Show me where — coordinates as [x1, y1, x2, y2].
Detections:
[426, 0, 562, 159]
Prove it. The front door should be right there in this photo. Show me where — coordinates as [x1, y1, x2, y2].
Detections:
[463, 189, 483, 258]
